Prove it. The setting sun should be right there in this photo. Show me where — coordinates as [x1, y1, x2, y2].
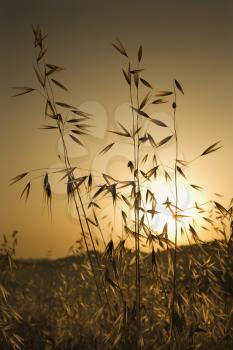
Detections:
[127, 175, 204, 246]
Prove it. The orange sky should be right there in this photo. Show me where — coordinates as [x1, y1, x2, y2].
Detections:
[0, 0, 232, 258]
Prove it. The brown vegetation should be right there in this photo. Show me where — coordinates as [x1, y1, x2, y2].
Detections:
[5, 26, 233, 349]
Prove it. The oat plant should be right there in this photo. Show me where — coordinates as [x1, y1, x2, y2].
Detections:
[10, 26, 231, 350]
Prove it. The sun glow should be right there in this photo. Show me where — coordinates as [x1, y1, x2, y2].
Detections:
[138, 176, 199, 244]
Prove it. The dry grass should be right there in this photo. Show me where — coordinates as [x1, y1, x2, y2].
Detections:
[5, 26, 233, 349]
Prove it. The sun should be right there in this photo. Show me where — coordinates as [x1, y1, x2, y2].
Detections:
[138, 176, 199, 244]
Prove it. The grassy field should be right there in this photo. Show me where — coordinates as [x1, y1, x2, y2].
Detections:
[3, 26, 232, 349]
[1, 239, 233, 349]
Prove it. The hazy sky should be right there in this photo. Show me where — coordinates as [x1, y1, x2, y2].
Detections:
[0, 0, 232, 258]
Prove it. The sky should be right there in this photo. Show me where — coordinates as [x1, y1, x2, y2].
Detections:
[0, 0, 232, 258]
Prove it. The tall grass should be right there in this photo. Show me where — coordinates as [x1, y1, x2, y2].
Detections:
[0, 231, 23, 349]
[7, 26, 233, 349]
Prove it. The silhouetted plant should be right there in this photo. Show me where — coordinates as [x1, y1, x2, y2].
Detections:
[10, 26, 233, 350]
[0, 231, 23, 349]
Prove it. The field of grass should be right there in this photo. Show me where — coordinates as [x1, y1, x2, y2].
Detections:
[1, 237, 233, 349]
[2, 26, 232, 349]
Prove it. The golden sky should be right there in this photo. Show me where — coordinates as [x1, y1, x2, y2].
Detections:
[0, 0, 232, 258]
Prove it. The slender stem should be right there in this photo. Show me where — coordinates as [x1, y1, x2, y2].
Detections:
[135, 82, 141, 338]
[129, 75, 139, 311]
[170, 80, 178, 348]
[128, 66, 141, 345]
[35, 52, 105, 307]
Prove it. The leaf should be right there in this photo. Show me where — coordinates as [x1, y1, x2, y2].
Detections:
[10, 172, 28, 185]
[138, 45, 142, 62]
[203, 217, 213, 224]
[12, 87, 35, 97]
[147, 209, 159, 216]
[67, 175, 86, 184]
[130, 69, 145, 74]
[103, 173, 118, 184]
[69, 134, 84, 147]
[93, 185, 107, 200]
[146, 189, 154, 204]
[150, 119, 167, 127]
[88, 173, 92, 188]
[71, 129, 87, 136]
[177, 159, 188, 166]
[75, 123, 91, 130]
[99, 143, 115, 155]
[134, 72, 139, 87]
[37, 47, 47, 61]
[190, 184, 203, 191]
[56, 102, 77, 109]
[48, 114, 63, 123]
[71, 109, 92, 118]
[189, 224, 200, 243]
[44, 172, 49, 189]
[122, 68, 131, 85]
[139, 134, 149, 143]
[214, 192, 223, 197]
[118, 122, 131, 137]
[201, 141, 221, 156]
[157, 135, 173, 147]
[51, 78, 69, 92]
[134, 126, 141, 136]
[155, 91, 173, 97]
[121, 194, 132, 208]
[58, 167, 76, 182]
[67, 118, 81, 123]
[20, 182, 31, 202]
[40, 125, 58, 129]
[45, 63, 64, 75]
[165, 171, 172, 182]
[87, 218, 98, 227]
[109, 130, 131, 137]
[112, 39, 128, 57]
[139, 92, 150, 109]
[88, 201, 100, 209]
[214, 201, 229, 216]
[32, 25, 47, 49]
[70, 176, 88, 189]
[44, 182, 52, 200]
[146, 165, 159, 179]
[174, 79, 184, 94]
[162, 222, 168, 238]
[147, 133, 157, 148]
[176, 166, 186, 179]
[58, 167, 76, 181]
[33, 65, 45, 87]
[46, 63, 64, 71]
[141, 154, 148, 165]
[140, 78, 153, 89]
[132, 107, 150, 119]
[45, 99, 55, 116]
[128, 161, 134, 173]
[152, 98, 168, 104]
